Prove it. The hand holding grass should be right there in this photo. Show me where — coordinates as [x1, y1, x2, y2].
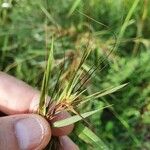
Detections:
[0, 72, 78, 150]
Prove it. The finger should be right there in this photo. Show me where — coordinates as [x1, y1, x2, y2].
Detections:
[50, 111, 74, 136]
[0, 71, 40, 114]
[59, 136, 79, 150]
[0, 72, 74, 136]
[0, 114, 51, 150]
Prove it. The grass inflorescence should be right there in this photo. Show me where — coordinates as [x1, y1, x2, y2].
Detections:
[38, 34, 127, 149]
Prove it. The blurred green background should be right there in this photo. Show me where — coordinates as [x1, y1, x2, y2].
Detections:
[0, 0, 150, 149]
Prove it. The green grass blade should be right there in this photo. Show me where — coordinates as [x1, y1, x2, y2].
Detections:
[53, 105, 111, 127]
[39, 38, 54, 116]
[39, 3, 56, 25]
[102, 98, 140, 146]
[115, 0, 140, 50]
[67, 0, 81, 17]
[75, 123, 109, 150]
[80, 83, 128, 105]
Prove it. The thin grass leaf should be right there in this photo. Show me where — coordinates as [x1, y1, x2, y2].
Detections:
[39, 4, 56, 25]
[64, 42, 91, 96]
[80, 83, 128, 105]
[66, 48, 92, 95]
[102, 98, 140, 146]
[53, 105, 111, 127]
[72, 89, 87, 102]
[39, 38, 54, 116]
[67, 0, 81, 17]
[77, 10, 117, 43]
[50, 65, 64, 100]
[74, 33, 117, 93]
[75, 63, 108, 92]
[75, 123, 109, 150]
[115, 0, 140, 50]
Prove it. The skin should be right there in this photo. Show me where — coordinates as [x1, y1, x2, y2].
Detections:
[0, 71, 79, 150]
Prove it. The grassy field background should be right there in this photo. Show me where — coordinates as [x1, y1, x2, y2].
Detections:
[0, 0, 150, 149]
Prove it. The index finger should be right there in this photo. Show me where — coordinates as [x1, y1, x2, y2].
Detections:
[0, 71, 40, 114]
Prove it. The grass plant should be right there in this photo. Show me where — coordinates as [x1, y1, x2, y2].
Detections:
[0, 0, 150, 149]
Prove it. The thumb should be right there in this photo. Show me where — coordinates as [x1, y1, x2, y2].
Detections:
[0, 114, 51, 150]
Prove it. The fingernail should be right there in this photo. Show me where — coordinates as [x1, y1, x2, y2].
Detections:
[15, 117, 44, 150]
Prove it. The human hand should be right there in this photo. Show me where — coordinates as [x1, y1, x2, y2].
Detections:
[0, 72, 79, 150]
